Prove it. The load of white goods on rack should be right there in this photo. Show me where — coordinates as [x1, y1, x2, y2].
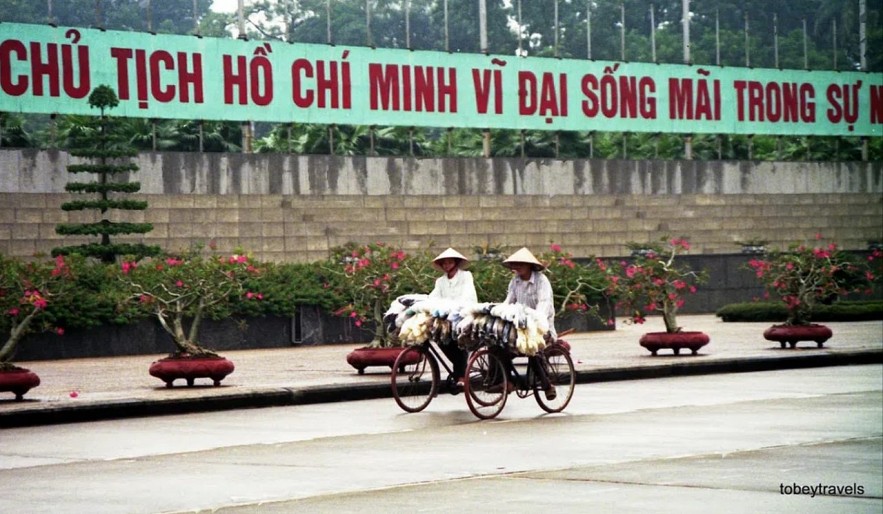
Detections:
[385, 295, 548, 356]
[456, 302, 548, 356]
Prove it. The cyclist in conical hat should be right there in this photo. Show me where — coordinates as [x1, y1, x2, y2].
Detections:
[429, 248, 477, 387]
[502, 247, 558, 401]
[502, 247, 557, 341]
[429, 248, 477, 304]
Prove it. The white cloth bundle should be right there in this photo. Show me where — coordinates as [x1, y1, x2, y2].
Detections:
[398, 311, 433, 345]
[393, 298, 479, 346]
[452, 302, 548, 356]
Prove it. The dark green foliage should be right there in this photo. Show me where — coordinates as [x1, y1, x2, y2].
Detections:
[55, 222, 155, 237]
[61, 200, 148, 212]
[52, 86, 159, 262]
[232, 261, 344, 317]
[88, 85, 120, 111]
[0, 0, 214, 36]
[51, 242, 162, 261]
[0, 253, 145, 365]
[68, 148, 139, 159]
[66, 163, 139, 174]
[469, 257, 513, 303]
[38, 255, 145, 330]
[65, 182, 142, 194]
[0, 112, 32, 148]
[716, 301, 883, 322]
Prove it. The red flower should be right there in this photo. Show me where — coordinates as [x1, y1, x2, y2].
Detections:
[670, 238, 691, 251]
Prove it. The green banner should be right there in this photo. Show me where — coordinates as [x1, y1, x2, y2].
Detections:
[1, 22, 880, 136]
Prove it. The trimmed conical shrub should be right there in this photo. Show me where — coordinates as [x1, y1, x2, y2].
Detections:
[53, 85, 160, 262]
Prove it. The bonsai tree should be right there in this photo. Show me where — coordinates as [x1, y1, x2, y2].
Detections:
[602, 237, 707, 333]
[746, 235, 880, 326]
[120, 248, 261, 357]
[538, 243, 610, 322]
[323, 242, 435, 347]
[53, 85, 160, 262]
[0, 255, 75, 370]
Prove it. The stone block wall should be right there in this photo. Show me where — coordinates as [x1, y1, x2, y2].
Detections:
[2, 191, 880, 262]
[0, 150, 881, 262]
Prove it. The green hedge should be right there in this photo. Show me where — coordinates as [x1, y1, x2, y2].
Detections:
[716, 301, 883, 322]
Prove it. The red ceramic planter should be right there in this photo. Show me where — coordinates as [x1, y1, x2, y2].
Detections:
[346, 346, 419, 374]
[0, 367, 41, 401]
[149, 356, 235, 387]
[639, 331, 710, 356]
[763, 324, 833, 349]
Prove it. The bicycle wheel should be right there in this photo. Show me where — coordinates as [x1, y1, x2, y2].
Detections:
[533, 344, 575, 413]
[391, 345, 439, 413]
[464, 348, 508, 420]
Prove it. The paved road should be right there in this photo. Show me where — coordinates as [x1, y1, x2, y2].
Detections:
[3, 315, 880, 427]
[1, 366, 880, 513]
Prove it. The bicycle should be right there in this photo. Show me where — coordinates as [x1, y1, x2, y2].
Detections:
[390, 340, 464, 413]
[463, 341, 575, 420]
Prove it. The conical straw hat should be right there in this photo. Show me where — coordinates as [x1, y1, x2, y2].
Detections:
[503, 247, 545, 271]
[432, 248, 469, 270]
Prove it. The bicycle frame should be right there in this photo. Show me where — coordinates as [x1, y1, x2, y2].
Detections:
[494, 348, 547, 398]
[463, 341, 575, 419]
[422, 339, 461, 386]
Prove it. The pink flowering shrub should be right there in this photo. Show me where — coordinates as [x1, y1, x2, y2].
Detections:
[324, 242, 434, 346]
[119, 248, 261, 356]
[538, 243, 610, 319]
[746, 235, 880, 326]
[601, 237, 707, 333]
[0, 254, 75, 369]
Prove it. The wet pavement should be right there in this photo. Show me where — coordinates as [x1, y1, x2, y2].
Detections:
[1, 315, 880, 427]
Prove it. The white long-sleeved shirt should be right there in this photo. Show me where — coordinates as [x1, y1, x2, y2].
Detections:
[504, 270, 557, 339]
[429, 269, 478, 303]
